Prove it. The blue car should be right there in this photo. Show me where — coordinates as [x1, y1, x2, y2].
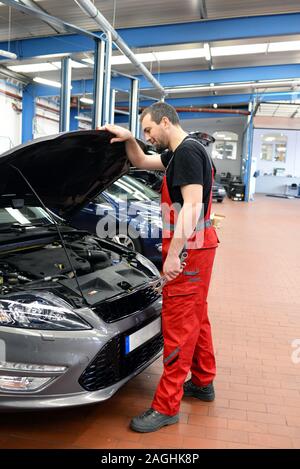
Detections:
[70, 174, 162, 264]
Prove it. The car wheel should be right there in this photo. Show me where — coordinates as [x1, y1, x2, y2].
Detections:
[111, 232, 142, 253]
[217, 198, 223, 203]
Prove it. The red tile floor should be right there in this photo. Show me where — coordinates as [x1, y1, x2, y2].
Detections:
[0, 194, 300, 449]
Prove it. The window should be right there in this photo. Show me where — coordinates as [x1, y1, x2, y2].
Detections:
[212, 131, 238, 160]
[260, 134, 287, 162]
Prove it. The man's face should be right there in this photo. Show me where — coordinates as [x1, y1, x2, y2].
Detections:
[141, 113, 169, 152]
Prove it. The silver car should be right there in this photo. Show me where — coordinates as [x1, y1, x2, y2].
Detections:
[0, 130, 162, 410]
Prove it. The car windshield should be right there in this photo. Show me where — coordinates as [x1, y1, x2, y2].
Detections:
[105, 175, 160, 202]
[0, 206, 54, 229]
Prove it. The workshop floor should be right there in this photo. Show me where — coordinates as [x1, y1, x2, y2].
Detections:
[1, 194, 300, 449]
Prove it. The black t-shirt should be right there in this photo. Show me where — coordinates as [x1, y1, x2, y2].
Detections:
[160, 137, 215, 216]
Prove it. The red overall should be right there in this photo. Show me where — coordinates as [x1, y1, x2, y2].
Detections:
[151, 141, 218, 416]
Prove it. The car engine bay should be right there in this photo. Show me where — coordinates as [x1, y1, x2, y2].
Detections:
[0, 231, 158, 307]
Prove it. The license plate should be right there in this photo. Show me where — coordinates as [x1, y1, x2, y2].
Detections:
[125, 317, 161, 354]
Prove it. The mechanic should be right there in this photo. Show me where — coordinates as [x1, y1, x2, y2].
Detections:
[103, 102, 219, 433]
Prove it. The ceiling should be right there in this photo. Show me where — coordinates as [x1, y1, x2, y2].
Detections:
[1, 1, 300, 105]
[1, 0, 300, 41]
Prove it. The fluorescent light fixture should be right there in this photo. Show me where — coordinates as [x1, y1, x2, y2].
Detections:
[8, 60, 87, 73]
[51, 60, 87, 69]
[212, 43, 268, 56]
[80, 39, 300, 68]
[33, 77, 61, 88]
[203, 43, 211, 61]
[84, 48, 206, 66]
[82, 57, 94, 65]
[155, 48, 205, 61]
[268, 40, 300, 52]
[9, 63, 58, 73]
[74, 115, 92, 122]
[80, 97, 94, 105]
[0, 49, 17, 60]
[216, 134, 226, 138]
[70, 60, 88, 68]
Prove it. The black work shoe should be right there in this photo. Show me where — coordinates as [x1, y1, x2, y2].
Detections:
[183, 379, 215, 401]
[130, 408, 179, 433]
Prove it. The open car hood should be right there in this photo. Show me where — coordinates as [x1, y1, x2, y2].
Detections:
[0, 130, 129, 217]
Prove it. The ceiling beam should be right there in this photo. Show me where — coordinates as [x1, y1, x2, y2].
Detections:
[1, 12, 300, 58]
[0, 0, 102, 40]
[138, 64, 300, 89]
[18, 0, 65, 34]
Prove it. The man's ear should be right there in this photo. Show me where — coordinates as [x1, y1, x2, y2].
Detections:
[161, 116, 170, 128]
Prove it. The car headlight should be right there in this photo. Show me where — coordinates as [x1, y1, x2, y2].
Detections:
[0, 293, 91, 331]
[136, 253, 160, 277]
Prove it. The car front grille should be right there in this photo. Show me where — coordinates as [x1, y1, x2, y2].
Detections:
[78, 324, 163, 392]
[93, 285, 161, 323]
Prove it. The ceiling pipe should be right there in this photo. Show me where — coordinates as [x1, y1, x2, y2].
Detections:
[164, 80, 300, 95]
[115, 105, 249, 116]
[0, 88, 22, 100]
[173, 107, 250, 115]
[74, 0, 165, 97]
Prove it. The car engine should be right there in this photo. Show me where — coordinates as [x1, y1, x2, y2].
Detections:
[0, 232, 157, 306]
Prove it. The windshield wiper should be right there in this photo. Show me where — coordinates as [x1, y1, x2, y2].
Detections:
[0, 222, 53, 233]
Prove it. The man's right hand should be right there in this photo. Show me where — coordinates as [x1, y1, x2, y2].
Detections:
[99, 124, 133, 144]
[99, 124, 165, 172]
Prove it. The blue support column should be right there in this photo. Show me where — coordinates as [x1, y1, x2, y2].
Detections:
[22, 85, 35, 143]
[70, 108, 78, 131]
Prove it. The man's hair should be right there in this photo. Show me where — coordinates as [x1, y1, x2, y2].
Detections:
[140, 102, 180, 125]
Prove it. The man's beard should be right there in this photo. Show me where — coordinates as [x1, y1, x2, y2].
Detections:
[153, 141, 168, 153]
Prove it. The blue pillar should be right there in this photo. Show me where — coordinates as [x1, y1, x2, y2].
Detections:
[22, 85, 35, 143]
[70, 108, 78, 131]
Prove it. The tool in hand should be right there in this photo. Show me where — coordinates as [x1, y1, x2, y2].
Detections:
[154, 251, 188, 292]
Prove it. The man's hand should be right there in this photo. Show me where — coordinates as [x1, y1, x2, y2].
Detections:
[163, 253, 183, 282]
[99, 124, 133, 144]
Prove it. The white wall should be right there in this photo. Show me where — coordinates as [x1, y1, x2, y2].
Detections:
[252, 127, 300, 194]
[0, 80, 22, 153]
[181, 116, 247, 176]
[33, 97, 59, 139]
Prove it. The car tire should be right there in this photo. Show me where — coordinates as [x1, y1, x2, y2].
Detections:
[217, 199, 223, 203]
